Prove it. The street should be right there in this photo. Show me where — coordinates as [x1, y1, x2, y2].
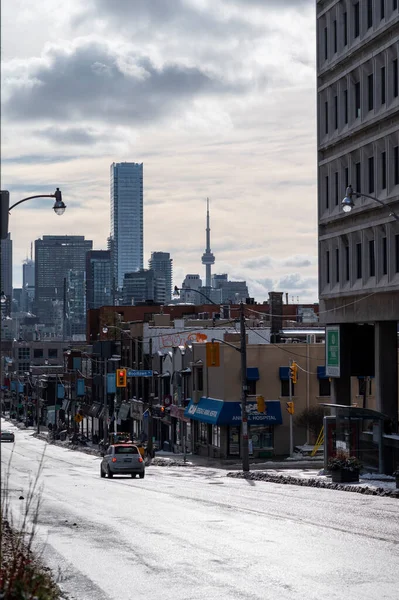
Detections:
[1, 422, 399, 600]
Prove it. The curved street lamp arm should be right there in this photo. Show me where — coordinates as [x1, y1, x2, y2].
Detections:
[174, 286, 217, 305]
[352, 189, 399, 221]
[9, 194, 57, 211]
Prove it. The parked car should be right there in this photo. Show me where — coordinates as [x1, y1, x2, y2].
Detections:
[1, 430, 15, 443]
[100, 444, 145, 479]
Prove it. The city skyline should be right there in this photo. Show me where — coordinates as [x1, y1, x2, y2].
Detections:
[3, 0, 317, 303]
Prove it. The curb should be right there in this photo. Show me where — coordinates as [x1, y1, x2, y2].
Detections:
[227, 471, 399, 498]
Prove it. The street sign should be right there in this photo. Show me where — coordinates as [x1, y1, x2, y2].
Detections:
[326, 325, 340, 377]
[127, 369, 153, 377]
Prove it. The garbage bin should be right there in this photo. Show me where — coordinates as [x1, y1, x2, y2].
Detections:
[163, 441, 170, 452]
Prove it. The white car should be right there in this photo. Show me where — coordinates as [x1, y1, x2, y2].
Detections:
[100, 444, 145, 479]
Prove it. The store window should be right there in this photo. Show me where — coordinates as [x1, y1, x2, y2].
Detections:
[228, 427, 240, 456]
[212, 425, 221, 448]
[199, 422, 208, 444]
[250, 426, 273, 450]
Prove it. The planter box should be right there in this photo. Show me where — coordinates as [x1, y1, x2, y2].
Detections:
[331, 469, 360, 483]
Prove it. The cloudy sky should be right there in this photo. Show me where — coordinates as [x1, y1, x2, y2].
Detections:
[3, 0, 317, 302]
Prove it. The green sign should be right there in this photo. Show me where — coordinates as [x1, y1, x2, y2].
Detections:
[326, 326, 340, 377]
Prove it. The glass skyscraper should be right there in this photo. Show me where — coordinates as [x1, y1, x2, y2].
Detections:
[86, 250, 113, 311]
[110, 162, 143, 289]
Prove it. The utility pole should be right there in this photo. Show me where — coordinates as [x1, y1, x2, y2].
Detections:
[103, 356, 109, 446]
[289, 359, 294, 457]
[147, 337, 154, 457]
[240, 302, 249, 472]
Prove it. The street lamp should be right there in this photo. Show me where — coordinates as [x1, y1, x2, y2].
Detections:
[173, 285, 216, 305]
[342, 185, 399, 220]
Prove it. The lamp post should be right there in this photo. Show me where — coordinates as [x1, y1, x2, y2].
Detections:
[342, 185, 399, 220]
[173, 286, 216, 305]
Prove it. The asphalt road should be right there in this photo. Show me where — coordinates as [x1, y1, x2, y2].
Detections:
[1, 421, 399, 600]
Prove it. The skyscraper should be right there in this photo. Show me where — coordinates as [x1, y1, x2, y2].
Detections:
[110, 162, 144, 289]
[35, 235, 92, 326]
[122, 269, 165, 306]
[22, 256, 35, 313]
[148, 252, 173, 302]
[201, 198, 215, 288]
[86, 250, 113, 311]
[1, 234, 12, 316]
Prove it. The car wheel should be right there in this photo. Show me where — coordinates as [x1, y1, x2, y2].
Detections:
[131, 473, 137, 478]
[139, 472, 145, 479]
[100, 467, 106, 478]
[107, 467, 114, 479]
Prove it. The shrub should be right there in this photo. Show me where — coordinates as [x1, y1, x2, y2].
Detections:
[294, 406, 325, 436]
[327, 450, 363, 472]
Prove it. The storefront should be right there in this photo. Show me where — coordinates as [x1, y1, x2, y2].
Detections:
[185, 397, 283, 459]
[170, 404, 191, 453]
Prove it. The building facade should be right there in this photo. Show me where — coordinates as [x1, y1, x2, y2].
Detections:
[22, 258, 35, 313]
[149, 252, 173, 302]
[122, 269, 165, 305]
[110, 162, 144, 289]
[86, 250, 113, 312]
[317, 1, 399, 424]
[34, 235, 93, 328]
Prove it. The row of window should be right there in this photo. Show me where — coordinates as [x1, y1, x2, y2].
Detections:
[17, 347, 60, 360]
[321, 57, 398, 137]
[322, 145, 399, 211]
[320, 0, 398, 64]
[325, 234, 399, 284]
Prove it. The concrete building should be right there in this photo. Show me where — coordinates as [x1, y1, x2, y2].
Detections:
[110, 162, 144, 289]
[86, 250, 113, 311]
[22, 258, 35, 313]
[1, 233, 12, 315]
[35, 236, 92, 330]
[149, 252, 173, 302]
[213, 279, 249, 303]
[317, 2, 399, 428]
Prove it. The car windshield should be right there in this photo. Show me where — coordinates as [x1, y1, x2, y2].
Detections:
[114, 446, 138, 454]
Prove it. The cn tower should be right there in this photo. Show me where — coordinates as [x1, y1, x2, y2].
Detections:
[201, 198, 215, 288]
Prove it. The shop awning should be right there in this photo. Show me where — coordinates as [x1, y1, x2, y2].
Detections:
[184, 398, 283, 425]
[279, 367, 290, 381]
[246, 367, 259, 381]
[317, 366, 328, 379]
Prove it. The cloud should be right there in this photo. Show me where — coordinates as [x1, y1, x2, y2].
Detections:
[36, 126, 99, 146]
[4, 40, 241, 125]
[277, 273, 318, 290]
[282, 255, 312, 268]
[242, 255, 273, 269]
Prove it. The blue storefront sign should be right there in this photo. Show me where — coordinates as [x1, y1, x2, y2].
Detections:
[184, 397, 283, 426]
[107, 373, 116, 394]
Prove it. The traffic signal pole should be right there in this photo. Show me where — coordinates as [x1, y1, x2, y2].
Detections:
[240, 303, 250, 472]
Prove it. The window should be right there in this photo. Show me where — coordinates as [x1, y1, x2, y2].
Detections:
[335, 248, 340, 283]
[381, 151, 387, 189]
[358, 378, 372, 397]
[368, 156, 374, 193]
[345, 245, 350, 281]
[334, 95, 338, 129]
[212, 425, 221, 448]
[355, 81, 361, 118]
[369, 240, 375, 277]
[368, 74, 374, 111]
[324, 27, 328, 60]
[382, 237, 388, 275]
[367, 0, 373, 28]
[345, 166, 349, 189]
[335, 171, 339, 205]
[199, 422, 208, 444]
[380, 0, 385, 19]
[394, 146, 399, 185]
[394, 59, 399, 98]
[33, 349, 43, 359]
[325, 101, 329, 134]
[197, 367, 203, 391]
[281, 380, 294, 397]
[114, 446, 139, 454]
[250, 425, 273, 449]
[344, 89, 348, 124]
[355, 161, 361, 192]
[319, 379, 331, 397]
[381, 67, 386, 104]
[396, 234, 399, 273]
[356, 243, 362, 279]
[247, 380, 257, 395]
[354, 2, 360, 38]
[18, 362, 30, 374]
[333, 20, 337, 53]
[325, 175, 329, 208]
[394, 0, 398, 11]
[343, 11, 348, 45]
[18, 347, 30, 360]
[48, 349, 58, 358]
[326, 250, 330, 284]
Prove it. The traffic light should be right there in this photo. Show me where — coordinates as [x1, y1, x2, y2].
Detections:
[206, 342, 220, 367]
[256, 395, 266, 413]
[289, 361, 298, 384]
[116, 369, 127, 388]
[286, 401, 295, 415]
[1, 191, 10, 240]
